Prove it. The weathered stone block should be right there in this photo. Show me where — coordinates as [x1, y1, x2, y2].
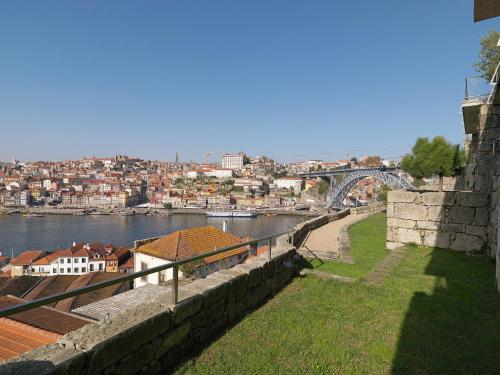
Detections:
[114, 341, 155, 375]
[155, 322, 191, 358]
[427, 206, 446, 222]
[423, 231, 451, 249]
[387, 204, 394, 218]
[440, 223, 466, 233]
[447, 206, 475, 224]
[466, 225, 487, 236]
[451, 233, 485, 251]
[456, 192, 489, 207]
[421, 192, 455, 206]
[474, 207, 489, 226]
[417, 220, 440, 231]
[394, 204, 427, 221]
[388, 190, 418, 203]
[397, 228, 422, 245]
[386, 226, 395, 242]
[388, 218, 416, 229]
[172, 295, 203, 325]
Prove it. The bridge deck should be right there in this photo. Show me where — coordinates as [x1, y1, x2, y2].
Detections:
[299, 213, 369, 260]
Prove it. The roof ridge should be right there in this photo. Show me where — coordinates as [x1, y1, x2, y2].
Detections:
[175, 230, 182, 261]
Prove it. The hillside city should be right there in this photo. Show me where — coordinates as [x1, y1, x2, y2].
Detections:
[0, 153, 399, 211]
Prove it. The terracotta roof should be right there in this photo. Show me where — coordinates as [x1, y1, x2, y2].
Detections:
[0, 318, 58, 362]
[53, 272, 128, 312]
[136, 226, 250, 264]
[0, 296, 89, 335]
[118, 255, 134, 270]
[22, 276, 77, 305]
[10, 251, 45, 266]
[0, 277, 41, 298]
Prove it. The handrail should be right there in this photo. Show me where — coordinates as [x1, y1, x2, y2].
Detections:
[0, 230, 294, 318]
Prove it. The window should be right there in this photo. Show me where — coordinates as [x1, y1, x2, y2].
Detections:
[82, 258, 86, 263]
[54, 268, 57, 273]
[60, 268, 64, 273]
[98, 264, 103, 271]
[60, 259, 64, 264]
[82, 267, 87, 273]
[31, 268, 35, 273]
[67, 268, 71, 273]
[90, 264, 94, 272]
[67, 258, 71, 263]
[74, 258, 79, 263]
[141, 262, 148, 282]
[74, 268, 79, 273]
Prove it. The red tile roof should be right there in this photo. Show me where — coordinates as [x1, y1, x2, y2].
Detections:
[136, 226, 250, 264]
[0, 296, 89, 335]
[10, 251, 45, 266]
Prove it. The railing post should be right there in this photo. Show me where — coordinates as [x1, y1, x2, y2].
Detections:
[172, 265, 178, 305]
[267, 239, 272, 260]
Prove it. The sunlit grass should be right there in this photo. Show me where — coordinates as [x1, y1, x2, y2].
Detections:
[173, 214, 500, 375]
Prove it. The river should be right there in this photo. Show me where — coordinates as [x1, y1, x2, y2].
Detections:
[0, 213, 303, 257]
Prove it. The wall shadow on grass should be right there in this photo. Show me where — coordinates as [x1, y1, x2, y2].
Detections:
[391, 248, 500, 375]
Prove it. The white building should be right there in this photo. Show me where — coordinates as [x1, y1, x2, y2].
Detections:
[221, 153, 244, 170]
[274, 178, 302, 194]
[134, 226, 250, 288]
[204, 168, 233, 179]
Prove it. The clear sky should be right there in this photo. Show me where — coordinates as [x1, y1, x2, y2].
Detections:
[0, 1, 497, 163]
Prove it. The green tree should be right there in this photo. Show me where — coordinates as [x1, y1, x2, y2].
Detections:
[163, 202, 173, 209]
[400, 136, 465, 192]
[474, 30, 500, 81]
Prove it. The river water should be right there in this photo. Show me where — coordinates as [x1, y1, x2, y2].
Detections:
[0, 214, 303, 257]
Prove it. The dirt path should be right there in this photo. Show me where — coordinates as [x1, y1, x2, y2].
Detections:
[362, 247, 407, 286]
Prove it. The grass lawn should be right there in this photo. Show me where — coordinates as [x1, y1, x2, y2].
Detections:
[309, 212, 388, 278]
[173, 214, 500, 375]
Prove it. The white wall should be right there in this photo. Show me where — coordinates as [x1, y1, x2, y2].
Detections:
[134, 253, 183, 288]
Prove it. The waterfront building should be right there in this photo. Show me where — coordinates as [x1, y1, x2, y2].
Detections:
[274, 177, 302, 194]
[134, 226, 251, 288]
[10, 250, 46, 277]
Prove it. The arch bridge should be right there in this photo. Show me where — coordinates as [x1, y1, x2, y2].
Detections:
[299, 168, 415, 209]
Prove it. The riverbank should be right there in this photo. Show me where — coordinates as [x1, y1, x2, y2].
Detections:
[0, 206, 320, 217]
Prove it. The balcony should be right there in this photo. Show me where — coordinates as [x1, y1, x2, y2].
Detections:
[462, 76, 495, 134]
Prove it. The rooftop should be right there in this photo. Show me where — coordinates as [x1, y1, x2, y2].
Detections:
[136, 226, 250, 264]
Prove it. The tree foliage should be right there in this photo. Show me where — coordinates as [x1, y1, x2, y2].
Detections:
[400, 137, 465, 191]
[364, 156, 381, 167]
[474, 30, 500, 81]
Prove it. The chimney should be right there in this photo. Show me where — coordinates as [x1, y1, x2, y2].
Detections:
[222, 220, 228, 232]
[72, 242, 76, 247]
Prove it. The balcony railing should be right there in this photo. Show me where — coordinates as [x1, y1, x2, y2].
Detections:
[464, 76, 494, 103]
[0, 230, 294, 318]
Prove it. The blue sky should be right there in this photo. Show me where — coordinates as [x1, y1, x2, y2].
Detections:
[0, 1, 497, 162]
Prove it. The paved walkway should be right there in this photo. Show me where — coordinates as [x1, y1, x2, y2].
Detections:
[298, 213, 369, 260]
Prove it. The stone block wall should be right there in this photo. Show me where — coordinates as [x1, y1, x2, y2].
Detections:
[387, 190, 489, 253]
[292, 209, 349, 248]
[2, 248, 299, 375]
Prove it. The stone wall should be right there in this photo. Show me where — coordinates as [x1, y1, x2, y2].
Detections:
[292, 209, 349, 248]
[350, 202, 385, 215]
[387, 190, 489, 252]
[2, 248, 299, 375]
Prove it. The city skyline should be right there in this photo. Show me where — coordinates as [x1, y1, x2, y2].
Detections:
[0, 1, 496, 161]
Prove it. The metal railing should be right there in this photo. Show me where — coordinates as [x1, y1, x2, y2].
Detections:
[0, 230, 294, 318]
[464, 76, 494, 102]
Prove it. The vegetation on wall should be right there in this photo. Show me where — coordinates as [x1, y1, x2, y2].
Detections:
[474, 30, 500, 81]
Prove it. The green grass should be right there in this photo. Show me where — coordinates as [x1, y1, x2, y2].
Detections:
[173, 215, 500, 375]
[309, 212, 388, 278]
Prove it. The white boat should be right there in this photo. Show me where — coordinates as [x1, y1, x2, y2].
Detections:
[206, 211, 257, 218]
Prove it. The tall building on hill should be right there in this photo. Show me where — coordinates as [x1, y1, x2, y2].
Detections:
[221, 153, 244, 170]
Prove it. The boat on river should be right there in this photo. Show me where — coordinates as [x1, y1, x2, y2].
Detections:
[206, 211, 257, 218]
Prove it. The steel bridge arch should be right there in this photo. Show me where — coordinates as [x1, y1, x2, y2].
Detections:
[328, 169, 415, 209]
